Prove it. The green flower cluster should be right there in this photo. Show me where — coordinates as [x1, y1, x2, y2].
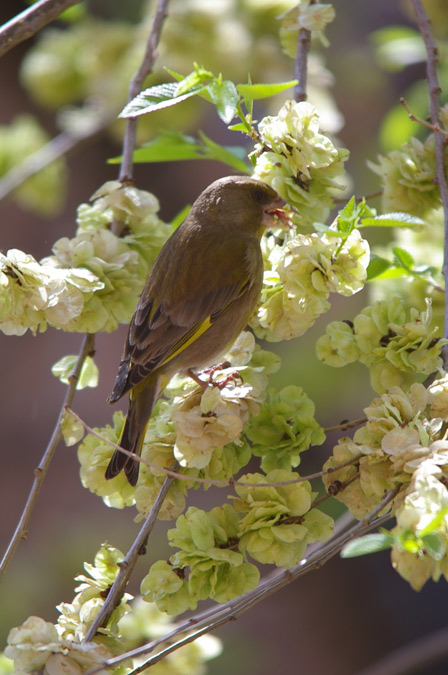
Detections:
[323, 377, 448, 589]
[0, 115, 66, 215]
[21, 20, 135, 110]
[4, 546, 221, 674]
[391, 458, 448, 591]
[142, 504, 259, 614]
[119, 597, 222, 673]
[142, 487, 333, 615]
[78, 333, 282, 519]
[369, 105, 448, 218]
[4, 616, 112, 675]
[369, 208, 445, 328]
[234, 470, 333, 567]
[280, 0, 336, 54]
[252, 100, 349, 230]
[57, 545, 132, 641]
[0, 181, 170, 336]
[252, 227, 369, 341]
[317, 297, 445, 393]
[245, 385, 325, 472]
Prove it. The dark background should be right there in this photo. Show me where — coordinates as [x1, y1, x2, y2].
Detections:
[0, 2, 447, 674]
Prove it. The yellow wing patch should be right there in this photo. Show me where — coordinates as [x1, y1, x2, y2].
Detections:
[160, 315, 213, 367]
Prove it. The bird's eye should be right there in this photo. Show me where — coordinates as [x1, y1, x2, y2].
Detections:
[253, 186, 266, 202]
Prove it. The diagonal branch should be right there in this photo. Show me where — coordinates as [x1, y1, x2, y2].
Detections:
[0, 0, 82, 58]
[85, 485, 401, 675]
[0, 333, 95, 582]
[410, 0, 448, 366]
[83, 468, 178, 642]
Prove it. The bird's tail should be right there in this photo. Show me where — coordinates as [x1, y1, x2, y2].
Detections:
[105, 372, 164, 486]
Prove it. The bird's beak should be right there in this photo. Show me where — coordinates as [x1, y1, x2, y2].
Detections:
[262, 196, 297, 230]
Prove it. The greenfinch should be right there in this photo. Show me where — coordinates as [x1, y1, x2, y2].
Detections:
[105, 175, 284, 485]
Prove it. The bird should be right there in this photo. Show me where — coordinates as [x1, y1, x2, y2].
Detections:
[105, 175, 286, 485]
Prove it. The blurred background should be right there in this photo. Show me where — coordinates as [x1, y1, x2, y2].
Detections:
[1, 1, 448, 673]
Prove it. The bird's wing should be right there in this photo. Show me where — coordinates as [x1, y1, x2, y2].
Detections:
[109, 229, 256, 400]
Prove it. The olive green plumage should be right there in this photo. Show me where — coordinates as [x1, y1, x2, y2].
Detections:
[105, 175, 282, 485]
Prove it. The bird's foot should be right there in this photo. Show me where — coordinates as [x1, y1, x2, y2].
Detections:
[187, 363, 242, 391]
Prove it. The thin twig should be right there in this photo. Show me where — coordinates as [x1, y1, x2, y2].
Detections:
[83, 467, 178, 642]
[0, 0, 82, 58]
[68, 406, 362, 489]
[118, 0, 170, 186]
[410, 1, 448, 367]
[400, 96, 448, 137]
[324, 417, 367, 433]
[82, 0, 173, 640]
[86, 485, 401, 675]
[293, 0, 315, 102]
[0, 333, 95, 582]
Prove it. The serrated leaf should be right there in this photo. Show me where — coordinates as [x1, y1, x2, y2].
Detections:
[236, 80, 298, 101]
[393, 246, 415, 270]
[366, 255, 393, 280]
[119, 82, 207, 118]
[361, 212, 425, 228]
[207, 79, 238, 124]
[341, 533, 394, 558]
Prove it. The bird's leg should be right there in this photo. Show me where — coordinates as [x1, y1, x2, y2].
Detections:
[187, 362, 243, 391]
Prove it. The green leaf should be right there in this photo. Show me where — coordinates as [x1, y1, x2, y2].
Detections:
[313, 222, 343, 236]
[422, 533, 446, 561]
[393, 246, 415, 270]
[127, 132, 203, 163]
[360, 212, 425, 228]
[112, 130, 250, 173]
[176, 65, 214, 95]
[208, 79, 239, 123]
[229, 122, 251, 133]
[60, 410, 84, 446]
[119, 82, 207, 118]
[198, 130, 250, 173]
[341, 532, 395, 558]
[367, 255, 393, 280]
[236, 80, 298, 102]
[52, 355, 98, 390]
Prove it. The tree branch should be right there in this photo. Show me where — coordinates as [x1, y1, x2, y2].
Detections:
[410, 0, 448, 367]
[293, 0, 316, 102]
[67, 406, 362, 489]
[118, 0, 170, 185]
[83, 468, 178, 642]
[86, 485, 400, 674]
[0, 333, 95, 582]
[0, 118, 110, 202]
[0, 0, 82, 58]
